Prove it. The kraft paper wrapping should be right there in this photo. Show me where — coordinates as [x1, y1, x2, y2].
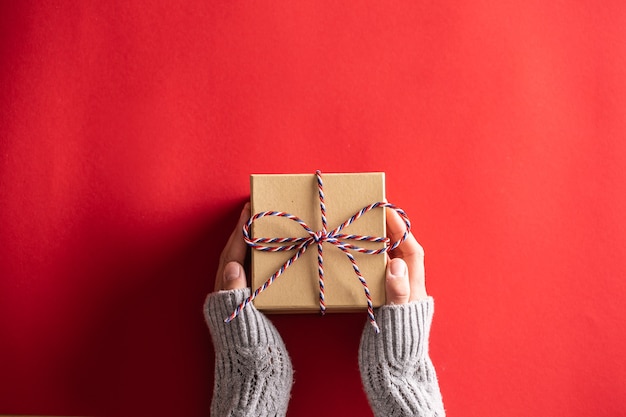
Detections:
[250, 172, 387, 312]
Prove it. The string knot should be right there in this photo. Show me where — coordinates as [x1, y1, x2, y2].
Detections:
[313, 231, 326, 243]
[226, 171, 411, 334]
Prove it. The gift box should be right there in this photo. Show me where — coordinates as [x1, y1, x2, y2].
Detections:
[249, 172, 387, 313]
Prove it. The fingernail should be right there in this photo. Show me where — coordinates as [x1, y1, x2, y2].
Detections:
[389, 258, 407, 277]
[224, 262, 241, 281]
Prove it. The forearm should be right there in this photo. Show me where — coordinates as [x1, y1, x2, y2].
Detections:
[204, 288, 293, 417]
[359, 298, 445, 417]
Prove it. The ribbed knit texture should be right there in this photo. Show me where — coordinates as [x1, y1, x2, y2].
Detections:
[359, 297, 445, 417]
[204, 288, 293, 417]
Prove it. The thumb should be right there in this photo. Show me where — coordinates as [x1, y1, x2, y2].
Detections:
[385, 258, 410, 305]
[220, 261, 247, 291]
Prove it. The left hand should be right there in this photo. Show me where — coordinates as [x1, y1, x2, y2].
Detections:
[214, 203, 251, 292]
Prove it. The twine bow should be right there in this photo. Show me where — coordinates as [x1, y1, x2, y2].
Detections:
[226, 170, 411, 333]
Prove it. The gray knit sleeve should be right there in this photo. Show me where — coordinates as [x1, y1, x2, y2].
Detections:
[358, 298, 445, 417]
[204, 288, 293, 417]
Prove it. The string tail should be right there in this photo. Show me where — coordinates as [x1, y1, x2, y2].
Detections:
[370, 317, 381, 334]
[318, 241, 326, 315]
[225, 299, 248, 323]
[225, 243, 309, 323]
[339, 248, 380, 333]
[364, 281, 380, 334]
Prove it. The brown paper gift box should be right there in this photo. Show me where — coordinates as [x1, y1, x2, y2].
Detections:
[250, 172, 387, 313]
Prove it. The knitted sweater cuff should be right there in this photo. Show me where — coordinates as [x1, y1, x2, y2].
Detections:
[204, 288, 294, 417]
[364, 297, 435, 361]
[359, 297, 444, 417]
[204, 288, 280, 350]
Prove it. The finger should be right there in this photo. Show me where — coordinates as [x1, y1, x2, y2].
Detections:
[215, 203, 251, 291]
[386, 207, 428, 301]
[385, 258, 410, 305]
[220, 261, 247, 291]
[386, 206, 412, 247]
[386, 207, 424, 255]
[224, 202, 251, 264]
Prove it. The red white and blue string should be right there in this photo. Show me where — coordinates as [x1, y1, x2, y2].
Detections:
[225, 170, 411, 333]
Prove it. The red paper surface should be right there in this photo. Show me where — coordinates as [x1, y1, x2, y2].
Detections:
[1, 2, 625, 416]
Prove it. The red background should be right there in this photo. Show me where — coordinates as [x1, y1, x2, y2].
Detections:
[1, 1, 625, 416]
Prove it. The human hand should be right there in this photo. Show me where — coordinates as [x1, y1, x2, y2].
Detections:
[359, 209, 443, 417]
[206, 202, 294, 417]
[384, 207, 428, 304]
[214, 202, 251, 292]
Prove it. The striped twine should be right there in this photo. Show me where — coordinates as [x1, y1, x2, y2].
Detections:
[225, 170, 411, 333]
